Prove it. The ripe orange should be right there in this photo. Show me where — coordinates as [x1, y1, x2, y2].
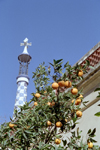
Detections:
[47, 121, 52, 126]
[88, 142, 93, 148]
[35, 93, 40, 98]
[56, 122, 62, 127]
[65, 119, 67, 123]
[9, 123, 15, 128]
[64, 81, 72, 88]
[72, 99, 78, 105]
[34, 102, 38, 106]
[52, 82, 59, 89]
[71, 99, 75, 103]
[47, 102, 52, 106]
[75, 98, 81, 105]
[79, 94, 83, 98]
[55, 139, 61, 144]
[58, 81, 65, 87]
[71, 88, 78, 95]
[76, 110, 82, 117]
[78, 70, 83, 77]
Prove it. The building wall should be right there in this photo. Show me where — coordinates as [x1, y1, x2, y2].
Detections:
[60, 68, 100, 146]
[77, 69, 100, 145]
[77, 100, 100, 144]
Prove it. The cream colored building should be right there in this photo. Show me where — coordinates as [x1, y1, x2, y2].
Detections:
[72, 42, 100, 145]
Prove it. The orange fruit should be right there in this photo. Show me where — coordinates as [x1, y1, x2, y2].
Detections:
[47, 102, 52, 106]
[56, 122, 62, 127]
[44, 91, 47, 94]
[52, 82, 59, 89]
[76, 111, 82, 117]
[55, 139, 61, 144]
[58, 81, 65, 87]
[65, 119, 67, 123]
[72, 99, 78, 105]
[64, 81, 72, 88]
[79, 94, 83, 98]
[78, 70, 83, 77]
[34, 102, 38, 106]
[71, 88, 78, 95]
[88, 142, 93, 148]
[35, 93, 40, 98]
[47, 121, 52, 126]
[75, 98, 81, 105]
[71, 99, 74, 103]
[9, 123, 15, 128]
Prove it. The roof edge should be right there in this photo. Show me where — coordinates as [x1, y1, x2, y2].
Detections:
[74, 41, 100, 66]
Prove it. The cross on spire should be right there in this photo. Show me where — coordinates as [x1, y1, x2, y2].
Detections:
[20, 38, 32, 54]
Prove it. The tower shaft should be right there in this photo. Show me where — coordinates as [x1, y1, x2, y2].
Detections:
[14, 79, 28, 111]
[14, 38, 32, 113]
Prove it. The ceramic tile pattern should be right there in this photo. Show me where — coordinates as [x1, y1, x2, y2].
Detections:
[14, 81, 27, 112]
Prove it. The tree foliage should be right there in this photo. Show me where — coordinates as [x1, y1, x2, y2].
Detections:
[0, 59, 99, 149]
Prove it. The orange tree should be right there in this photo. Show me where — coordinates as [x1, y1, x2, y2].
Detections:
[0, 59, 99, 150]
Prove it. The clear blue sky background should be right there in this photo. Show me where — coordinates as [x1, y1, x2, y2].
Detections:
[0, 0, 100, 123]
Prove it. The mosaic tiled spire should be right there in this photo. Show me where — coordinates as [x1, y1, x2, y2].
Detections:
[14, 38, 32, 112]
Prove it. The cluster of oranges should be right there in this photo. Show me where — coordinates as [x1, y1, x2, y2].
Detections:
[51, 70, 83, 90]
[71, 94, 83, 117]
[34, 93, 41, 106]
[32, 70, 84, 145]
[47, 121, 63, 127]
[52, 80, 72, 89]
[47, 121, 66, 144]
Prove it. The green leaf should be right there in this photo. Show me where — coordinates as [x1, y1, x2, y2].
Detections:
[72, 124, 76, 129]
[53, 59, 56, 68]
[64, 62, 69, 68]
[49, 62, 54, 67]
[90, 138, 97, 143]
[24, 130, 32, 134]
[55, 59, 63, 64]
[62, 140, 67, 146]
[77, 127, 79, 136]
[89, 128, 96, 136]
[97, 95, 100, 98]
[87, 129, 91, 134]
[83, 101, 89, 103]
[23, 132, 27, 139]
[94, 88, 100, 92]
[39, 141, 43, 149]
[86, 60, 90, 66]
[95, 112, 100, 117]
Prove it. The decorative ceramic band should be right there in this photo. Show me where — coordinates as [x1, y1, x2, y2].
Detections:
[16, 77, 29, 84]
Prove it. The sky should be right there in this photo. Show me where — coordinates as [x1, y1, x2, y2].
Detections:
[0, 0, 100, 123]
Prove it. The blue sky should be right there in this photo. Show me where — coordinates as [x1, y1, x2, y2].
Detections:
[0, 0, 100, 123]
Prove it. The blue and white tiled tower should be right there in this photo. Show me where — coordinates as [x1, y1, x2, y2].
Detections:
[14, 38, 32, 112]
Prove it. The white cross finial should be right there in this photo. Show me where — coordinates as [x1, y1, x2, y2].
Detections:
[20, 38, 32, 54]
